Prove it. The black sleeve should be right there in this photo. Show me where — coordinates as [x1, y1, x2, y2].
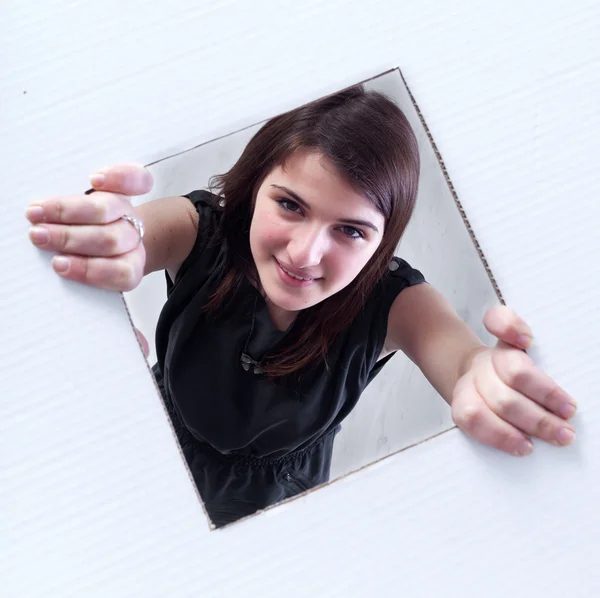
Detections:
[165, 189, 224, 295]
[365, 256, 427, 382]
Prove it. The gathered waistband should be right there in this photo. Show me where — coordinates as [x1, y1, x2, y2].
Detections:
[196, 424, 340, 467]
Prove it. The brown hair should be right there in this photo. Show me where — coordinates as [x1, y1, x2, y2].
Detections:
[205, 84, 420, 378]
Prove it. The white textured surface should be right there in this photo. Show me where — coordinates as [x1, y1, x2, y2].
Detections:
[2, 1, 599, 597]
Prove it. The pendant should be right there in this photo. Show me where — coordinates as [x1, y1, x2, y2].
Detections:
[240, 352, 264, 375]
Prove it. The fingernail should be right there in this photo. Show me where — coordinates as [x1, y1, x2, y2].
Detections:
[52, 256, 70, 273]
[29, 226, 49, 245]
[560, 403, 577, 419]
[90, 173, 105, 187]
[26, 206, 44, 222]
[556, 428, 575, 446]
[517, 439, 534, 456]
[517, 333, 533, 349]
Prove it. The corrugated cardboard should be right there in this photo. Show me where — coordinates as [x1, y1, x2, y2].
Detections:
[2, 1, 598, 596]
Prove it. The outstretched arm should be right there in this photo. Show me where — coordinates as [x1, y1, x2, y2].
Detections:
[384, 283, 485, 405]
[384, 283, 577, 456]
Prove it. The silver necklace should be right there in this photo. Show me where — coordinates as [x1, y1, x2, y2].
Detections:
[240, 294, 264, 374]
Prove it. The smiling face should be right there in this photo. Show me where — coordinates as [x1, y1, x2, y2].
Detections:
[249, 150, 385, 327]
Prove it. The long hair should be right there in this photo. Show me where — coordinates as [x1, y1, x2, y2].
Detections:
[205, 84, 420, 378]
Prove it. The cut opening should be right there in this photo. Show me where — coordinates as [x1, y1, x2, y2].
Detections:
[122, 68, 502, 530]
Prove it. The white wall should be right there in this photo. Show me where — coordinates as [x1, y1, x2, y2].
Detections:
[4, 1, 598, 596]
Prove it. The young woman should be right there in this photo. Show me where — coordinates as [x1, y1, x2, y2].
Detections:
[26, 86, 577, 527]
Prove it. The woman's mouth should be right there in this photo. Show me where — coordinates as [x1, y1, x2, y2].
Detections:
[275, 258, 320, 287]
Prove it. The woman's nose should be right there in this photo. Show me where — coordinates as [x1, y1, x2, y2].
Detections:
[287, 227, 329, 268]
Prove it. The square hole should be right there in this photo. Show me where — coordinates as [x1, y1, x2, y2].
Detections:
[123, 68, 500, 529]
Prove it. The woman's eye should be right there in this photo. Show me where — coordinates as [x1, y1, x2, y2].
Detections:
[340, 226, 365, 240]
[275, 199, 364, 239]
[277, 198, 302, 213]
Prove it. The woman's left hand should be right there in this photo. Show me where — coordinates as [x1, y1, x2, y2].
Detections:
[451, 305, 577, 456]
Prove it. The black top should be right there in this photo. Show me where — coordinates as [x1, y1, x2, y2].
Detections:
[154, 190, 426, 460]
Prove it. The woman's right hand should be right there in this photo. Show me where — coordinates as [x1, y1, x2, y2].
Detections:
[26, 164, 154, 292]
